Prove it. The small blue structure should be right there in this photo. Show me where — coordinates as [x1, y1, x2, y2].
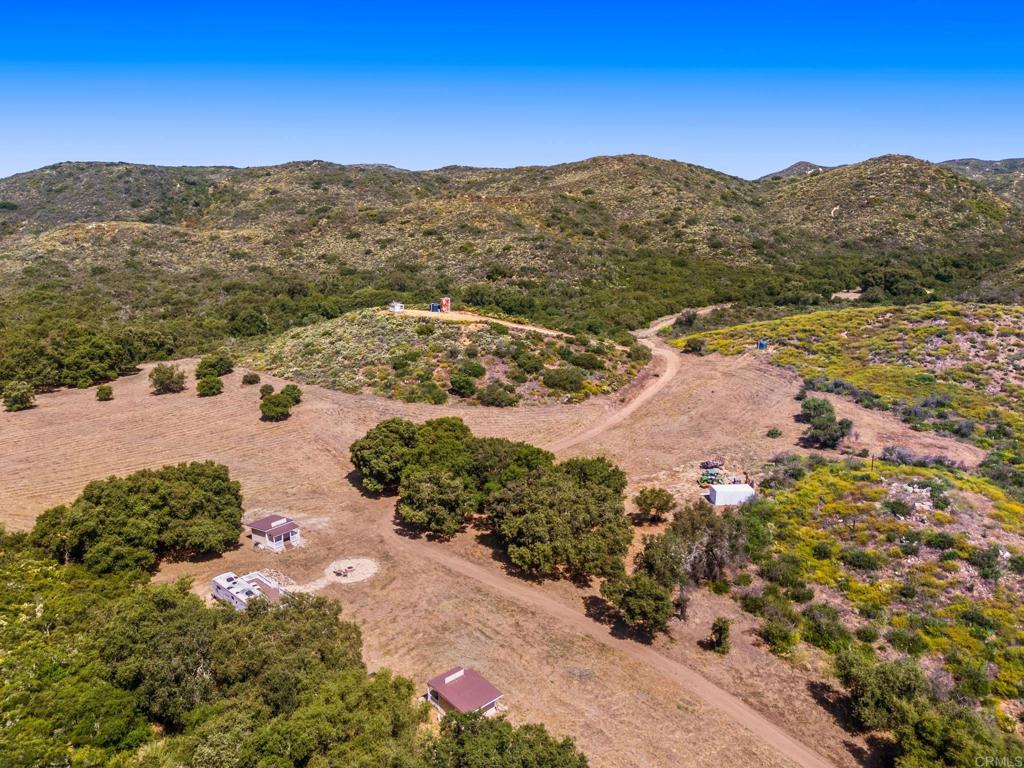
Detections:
[756, 339, 769, 351]
[429, 303, 441, 312]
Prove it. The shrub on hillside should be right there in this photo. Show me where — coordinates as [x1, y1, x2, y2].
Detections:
[449, 372, 477, 397]
[96, 384, 114, 401]
[476, 380, 520, 407]
[259, 383, 274, 399]
[709, 617, 732, 654]
[260, 393, 293, 421]
[459, 359, 486, 379]
[542, 366, 586, 392]
[241, 371, 261, 385]
[195, 352, 233, 379]
[2, 380, 35, 411]
[800, 397, 853, 448]
[197, 376, 224, 397]
[149, 364, 185, 394]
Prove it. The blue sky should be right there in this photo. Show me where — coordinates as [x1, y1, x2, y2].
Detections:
[2, 1, 1022, 178]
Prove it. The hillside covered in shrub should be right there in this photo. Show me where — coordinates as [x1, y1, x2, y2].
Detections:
[677, 302, 1024, 499]
[247, 308, 646, 405]
[2, 154, 1023, 392]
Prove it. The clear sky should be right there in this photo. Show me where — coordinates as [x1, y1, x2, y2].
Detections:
[2, 1, 1022, 179]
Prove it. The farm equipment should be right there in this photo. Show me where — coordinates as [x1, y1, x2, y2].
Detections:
[698, 467, 727, 487]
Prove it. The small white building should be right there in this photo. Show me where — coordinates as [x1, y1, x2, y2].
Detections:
[388, 301, 405, 313]
[211, 571, 289, 611]
[708, 483, 756, 506]
[247, 514, 301, 552]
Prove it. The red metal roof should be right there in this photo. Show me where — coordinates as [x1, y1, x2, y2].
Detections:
[426, 667, 502, 713]
[247, 514, 297, 535]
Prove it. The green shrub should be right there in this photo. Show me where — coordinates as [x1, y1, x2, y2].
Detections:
[855, 625, 881, 644]
[280, 383, 303, 405]
[709, 617, 731, 654]
[513, 351, 543, 373]
[149, 364, 185, 395]
[196, 376, 224, 397]
[634, 487, 677, 522]
[802, 603, 852, 653]
[449, 372, 477, 397]
[476, 381, 520, 407]
[766, 427, 783, 438]
[886, 628, 929, 656]
[260, 393, 293, 421]
[542, 366, 586, 392]
[195, 352, 233, 379]
[460, 359, 486, 379]
[683, 337, 706, 354]
[760, 616, 799, 655]
[839, 546, 883, 571]
[259, 383, 274, 399]
[812, 541, 834, 559]
[601, 573, 673, 635]
[96, 384, 114, 401]
[787, 583, 815, 603]
[2, 380, 35, 411]
[241, 372, 261, 385]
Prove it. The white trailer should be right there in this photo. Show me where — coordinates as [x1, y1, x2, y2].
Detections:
[708, 483, 756, 506]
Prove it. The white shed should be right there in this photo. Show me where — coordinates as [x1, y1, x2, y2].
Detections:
[708, 483, 756, 506]
[388, 301, 405, 313]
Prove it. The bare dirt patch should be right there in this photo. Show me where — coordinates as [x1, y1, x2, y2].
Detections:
[0, 344, 982, 768]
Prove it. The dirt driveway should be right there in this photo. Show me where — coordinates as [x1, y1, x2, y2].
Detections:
[0, 336, 981, 768]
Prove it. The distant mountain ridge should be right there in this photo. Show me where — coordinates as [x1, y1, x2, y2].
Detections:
[757, 161, 834, 180]
[940, 157, 1024, 208]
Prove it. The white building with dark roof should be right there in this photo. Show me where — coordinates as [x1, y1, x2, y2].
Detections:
[247, 514, 301, 552]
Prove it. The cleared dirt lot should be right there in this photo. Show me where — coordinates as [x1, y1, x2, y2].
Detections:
[0, 346, 981, 768]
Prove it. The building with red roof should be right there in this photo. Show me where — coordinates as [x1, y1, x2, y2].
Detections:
[247, 514, 301, 552]
[426, 667, 503, 717]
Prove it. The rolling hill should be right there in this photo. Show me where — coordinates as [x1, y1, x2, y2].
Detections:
[1, 153, 1023, 389]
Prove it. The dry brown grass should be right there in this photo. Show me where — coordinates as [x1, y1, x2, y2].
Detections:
[0, 349, 980, 767]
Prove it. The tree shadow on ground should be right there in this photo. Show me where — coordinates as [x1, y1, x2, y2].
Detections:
[344, 469, 382, 499]
[807, 680, 894, 768]
[582, 595, 654, 643]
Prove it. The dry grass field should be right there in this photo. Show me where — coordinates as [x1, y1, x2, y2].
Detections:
[0, 342, 982, 768]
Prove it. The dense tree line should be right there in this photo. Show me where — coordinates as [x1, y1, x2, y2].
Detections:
[0, 535, 587, 768]
[0, 461, 590, 767]
[30, 461, 244, 573]
[1, 219, 1002, 394]
[350, 417, 631, 579]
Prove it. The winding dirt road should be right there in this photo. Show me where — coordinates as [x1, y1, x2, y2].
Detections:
[372, 311, 837, 768]
[378, 510, 834, 768]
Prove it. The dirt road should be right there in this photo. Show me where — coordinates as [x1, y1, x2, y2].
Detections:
[548, 333, 680, 453]
[378, 511, 834, 768]
[400, 309, 566, 337]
